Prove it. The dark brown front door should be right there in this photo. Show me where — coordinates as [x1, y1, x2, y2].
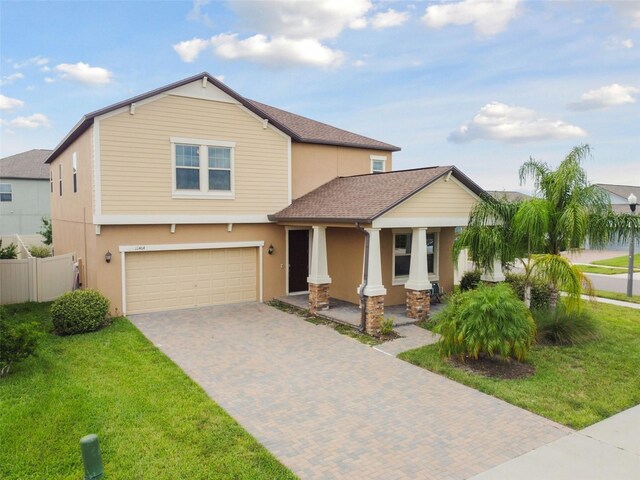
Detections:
[288, 229, 309, 293]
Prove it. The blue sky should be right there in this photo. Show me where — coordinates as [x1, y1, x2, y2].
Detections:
[1, 0, 639, 191]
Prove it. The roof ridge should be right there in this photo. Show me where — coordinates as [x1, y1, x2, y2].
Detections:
[340, 165, 450, 179]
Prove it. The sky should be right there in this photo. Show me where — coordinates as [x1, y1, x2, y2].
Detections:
[1, 0, 639, 192]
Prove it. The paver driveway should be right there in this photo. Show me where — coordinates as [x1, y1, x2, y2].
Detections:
[130, 303, 571, 480]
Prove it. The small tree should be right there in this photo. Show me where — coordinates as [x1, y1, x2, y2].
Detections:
[0, 240, 18, 259]
[39, 216, 52, 246]
[0, 307, 41, 376]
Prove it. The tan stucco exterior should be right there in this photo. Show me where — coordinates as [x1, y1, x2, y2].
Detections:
[292, 143, 393, 199]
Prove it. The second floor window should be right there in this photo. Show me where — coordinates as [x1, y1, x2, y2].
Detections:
[0, 183, 12, 202]
[72, 152, 78, 193]
[371, 155, 386, 173]
[172, 137, 235, 198]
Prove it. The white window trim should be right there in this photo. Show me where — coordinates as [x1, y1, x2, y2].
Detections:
[391, 228, 440, 286]
[170, 136, 236, 199]
[0, 183, 13, 202]
[370, 155, 387, 173]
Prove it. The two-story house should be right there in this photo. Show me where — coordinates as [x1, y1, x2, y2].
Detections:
[47, 73, 484, 332]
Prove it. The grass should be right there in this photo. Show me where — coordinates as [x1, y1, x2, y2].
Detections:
[594, 290, 640, 305]
[0, 302, 296, 480]
[267, 300, 382, 346]
[593, 253, 640, 268]
[576, 264, 638, 275]
[399, 303, 640, 429]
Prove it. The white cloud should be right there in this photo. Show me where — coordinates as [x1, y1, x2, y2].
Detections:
[622, 38, 634, 49]
[187, 0, 212, 27]
[44, 77, 56, 83]
[0, 72, 24, 86]
[607, 1, 640, 28]
[350, 17, 368, 29]
[228, 0, 372, 39]
[568, 84, 639, 111]
[13, 56, 49, 69]
[211, 34, 344, 68]
[4, 113, 51, 129]
[354, 59, 366, 67]
[371, 9, 409, 29]
[0, 95, 25, 110]
[423, 0, 521, 35]
[173, 38, 210, 62]
[449, 102, 586, 143]
[41, 65, 51, 72]
[214, 75, 225, 83]
[55, 62, 112, 85]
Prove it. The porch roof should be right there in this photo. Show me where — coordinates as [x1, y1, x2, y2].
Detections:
[270, 166, 486, 223]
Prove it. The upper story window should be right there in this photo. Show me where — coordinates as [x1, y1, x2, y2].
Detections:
[171, 137, 235, 199]
[72, 152, 78, 193]
[50, 172, 53, 193]
[370, 155, 386, 173]
[58, 164, 63, 196]
[392, 230, 439, 285]
[0, 183, 12, 202]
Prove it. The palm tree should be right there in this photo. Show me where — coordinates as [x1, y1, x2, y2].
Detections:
[455, 144, 638, 309]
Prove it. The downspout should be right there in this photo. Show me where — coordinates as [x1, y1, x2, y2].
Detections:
[355, 223, 369, 332]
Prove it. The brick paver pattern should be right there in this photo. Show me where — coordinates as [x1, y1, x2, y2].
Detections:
[130, 303, 571, 480]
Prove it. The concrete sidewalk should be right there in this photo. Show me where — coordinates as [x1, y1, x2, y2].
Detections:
[470, 404, 640, 480]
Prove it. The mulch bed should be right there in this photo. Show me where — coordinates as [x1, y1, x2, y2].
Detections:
[448, 354, 535, 380]
[377, 331, 401, 341]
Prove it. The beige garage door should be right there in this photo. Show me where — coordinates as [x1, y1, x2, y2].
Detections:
[125, 248, 257, 314]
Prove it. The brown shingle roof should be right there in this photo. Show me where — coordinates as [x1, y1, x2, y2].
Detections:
[486, 190, 531, 202]
[270, 166, 485, 223]
[47, 72, 399, 164]
[594, 184, 640, 202]
[0, 149, 51, 180]
[246, 99, 399, 151]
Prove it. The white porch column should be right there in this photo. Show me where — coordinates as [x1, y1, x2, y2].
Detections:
[405, 227, 432, 291]
[362, 228, 386, 296]
[481, 258, 506, 282]
[307, 226, 331, 285]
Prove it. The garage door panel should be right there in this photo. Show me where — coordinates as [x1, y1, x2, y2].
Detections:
[126, 247, 258, 314]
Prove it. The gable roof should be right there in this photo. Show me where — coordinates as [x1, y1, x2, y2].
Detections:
[594, 183, 640, 202]
[270, 166, 485, 223]
[47, 72, 399, 164]
[0, 149, 52, 180]
[486, 190, 531, 202]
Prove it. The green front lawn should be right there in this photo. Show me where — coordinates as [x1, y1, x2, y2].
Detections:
[595, 290, 640, 305]
[399, 303, 640, 429]
[593, 253, 640, 268]
[0, 302, 296, 480]
[576, 264, 638, 275]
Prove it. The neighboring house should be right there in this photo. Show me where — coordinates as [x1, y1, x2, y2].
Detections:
[47, 73, 484, 330]
[0, 149, 52, 235]
[486, 190, 531, 202]
[593, 183, 640, 251]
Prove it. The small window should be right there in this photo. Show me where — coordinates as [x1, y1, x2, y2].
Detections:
[58, 164, 62, 196]
[393, 231, 439, 284]
[50, 172, 53, 193]
[72, 153, 78, 193]
[175, 144, 200, 190]
[0, 183, 12, 202]
[371, 155, 386, 173]
[427, 233, 438, 274]
[208, 147, 231, 191]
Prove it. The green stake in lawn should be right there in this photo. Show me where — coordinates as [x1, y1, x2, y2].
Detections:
[80, 434, 104, 480]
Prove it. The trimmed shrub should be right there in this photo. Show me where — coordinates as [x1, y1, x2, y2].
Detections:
[51, 290, 110, 335]
[0, 307, 41, 376]
[28, 245, 52, 258]
[433, 283, 536, 361]
[379, 316, 394, 336]
[504, 273, 552, 310]
[460, 270, 482, 291]
[0, 240, 18, 259]
[532, 303, 600, 345]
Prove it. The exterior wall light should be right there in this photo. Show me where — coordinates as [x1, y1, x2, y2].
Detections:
[268, 244, 274, 255]
[105, 251, 112, 263]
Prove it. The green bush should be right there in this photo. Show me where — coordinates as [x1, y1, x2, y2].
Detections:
[379, 316, 394, 336]
[459, 270, 482, 291]
[39, 216, 53, 246]
[433, 283, 536, 361]
[0, 240, 18, 259]
[0, 306, 41, 376]
[504, 273, 552, 310]
[532, 302, 600, 345]
[28, 245, 52, 258]
[51, 290, 110, 335]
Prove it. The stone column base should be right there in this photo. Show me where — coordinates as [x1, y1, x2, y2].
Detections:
[364, 295, 385, 335]
[309, 283, 330, 315]
[406, 289, 430, 321]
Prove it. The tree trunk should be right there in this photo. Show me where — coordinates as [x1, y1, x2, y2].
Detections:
[549, 284, 559, 310]
[524, 283, 532, 309]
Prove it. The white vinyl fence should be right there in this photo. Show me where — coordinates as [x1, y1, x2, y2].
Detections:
[0, 252, 75, 305]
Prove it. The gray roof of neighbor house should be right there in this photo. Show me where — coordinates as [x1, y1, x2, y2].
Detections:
[594, 184, 640, 202]
[0, 149, 52, 180]
[47, 72, 400, 164]
[270, 166, 486, 223]
[486, 190, 531, 202]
